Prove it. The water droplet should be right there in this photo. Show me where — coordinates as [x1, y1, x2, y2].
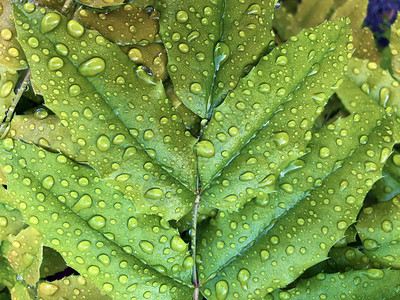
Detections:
[237, 269, 250, 290]
[96, 135, 111, 152]
[42, 175, 54, 189]
[224, 194, 238, 203]
[196, 140, 215, 158]
[365, 269, 384, 280]
[69, 84, 81, 96]
[319, 147, 330, 159]
[380, 148, 391, 163]
[190, 83, 202, 95]
[271, 132, 289, 149]
[258, 83, 270, 93]
[83, 107, 93, 120]
[260, 249, 270, 262]
[0, 81, 13, 98]
[379, 87, 391, 106]
[78, 57, 105, 77]
[178, 43, 189, 53]
[48, 57, 64, 71]
[247, 4, 261, 15]
[367, 62, 378, 70]
[88, 215, 106, 229]
[23, 2, 36, 13]
[364, 161, 378, 172]
[308, 33, 317, 41]
[281, 183, 294, 193]
[27, 37, 39, 48]
[143, 129, 154, 141]
[67, 20, 85, 38]
[176, 11, 189, 23]
[41, 12, 61, 34]
[276, 55, 288, 66]
[214, 42, 230, 71]
[55, 44, 69, 56]
[312, 92, 327, 104]
[170, 235, 186, 252]
[381, 220, 393, 232]
[72, 194, 93, 213]
[77, 240, 91, 252]
[139, 240, 154, 254]
[239, 172, 255, 182]
[228, 126, 239, 137]
[215, 280, 229, 300]
[145, 188, 163, 200]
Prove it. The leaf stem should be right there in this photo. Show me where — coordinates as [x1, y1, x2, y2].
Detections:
[192, 192, 200, 300]
[60, 0, 73, 14]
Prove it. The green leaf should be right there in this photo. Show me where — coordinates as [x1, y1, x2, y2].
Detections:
[267, 269, 400, 299]
[121, 43, 168, 81]
[329, 0, 380, 64]
[211, 0, 277, 106]
[0, 203, 25, 241]
[357, 195, 400, 268]
[326, 246, 372, 272]
[0, 139, 192, 282]
[75, 4, 160, 46]
[0, 0, 27, 70]
[199, 112, 396, 298]
[4, 226, 43, 286]
[372, 150, 400, 202]
[0, 70, 19, 121]
[198, 18, 352, 208]
[157, 0, 223, 117]
[0, 140, 193, 299]
[7, 109, 86, 163]
[37, 275, 111, 299]
[75, 0, 124, 9]
[340, 58, 400, 120]
[390, 13, 400, 80]
[13, 3, 197, 219]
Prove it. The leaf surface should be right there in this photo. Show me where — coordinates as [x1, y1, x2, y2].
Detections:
[391, 13, 400, 80]
[13, 3, 197, 219]
[0, 141, 193, 299]
[211, 0, 277, 106]
[0, 139, 192, 281]
[357, 196, 400, 269]
[198, 18, 352, 205]
[37, 275, 111, 300]
[267, 269, 400, 299]
[4, 226, 43, 286]
[157, 0, 224, 117]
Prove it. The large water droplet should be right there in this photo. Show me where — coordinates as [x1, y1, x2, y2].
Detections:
[78, 58, 105, 77]
[271, 132, 289, 150]
[215, 280, 229, 300]
[48, 57, 64, 71]
[67, 20, 85, 38]
[41, 13, 61, 34]
[139, 240, 154, 254]
[96, 135, 111, 152]
[237, 269, 250, 290]
[196, 140, 215, 158]
[170, 235, 186, 252]
[145, 188, 164, 200]
[214, 42, 230, 71]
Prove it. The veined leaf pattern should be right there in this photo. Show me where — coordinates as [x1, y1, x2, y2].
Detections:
[12, 3, 197, 220]
[0, 1, 399, 299]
